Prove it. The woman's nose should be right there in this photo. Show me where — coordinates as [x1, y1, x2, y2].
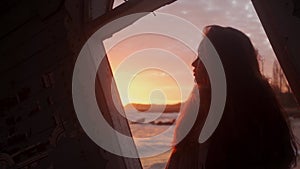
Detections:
[192, 57, 200, 67]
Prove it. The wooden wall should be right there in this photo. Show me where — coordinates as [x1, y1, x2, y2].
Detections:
[0, 0, 141, 168]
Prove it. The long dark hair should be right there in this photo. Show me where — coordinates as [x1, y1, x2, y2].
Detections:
[171, 25, 297, 169]
[177, 25, 298, 169]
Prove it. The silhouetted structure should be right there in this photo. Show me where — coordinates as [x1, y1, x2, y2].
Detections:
[0, 0, 176, 168]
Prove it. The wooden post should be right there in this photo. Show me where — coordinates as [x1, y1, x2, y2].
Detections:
[252, 0, 300, 104]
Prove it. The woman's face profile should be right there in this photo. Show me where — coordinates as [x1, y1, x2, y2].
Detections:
[192, 57, 201, 84]
[192, 37, 210, 86]
[192, 53, 209, 87]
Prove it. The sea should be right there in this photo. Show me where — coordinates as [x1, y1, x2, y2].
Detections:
[126, 111, 178, 169]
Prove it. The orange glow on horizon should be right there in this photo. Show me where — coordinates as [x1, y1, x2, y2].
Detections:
[105, 34, 196, 105]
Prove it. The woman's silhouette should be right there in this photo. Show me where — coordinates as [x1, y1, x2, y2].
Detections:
[166, 25, 298, 169]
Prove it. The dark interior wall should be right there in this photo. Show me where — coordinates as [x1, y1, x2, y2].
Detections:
[0, 0, 134, 168]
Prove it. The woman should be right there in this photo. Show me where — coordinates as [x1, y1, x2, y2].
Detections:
[166, 25, 298, 169]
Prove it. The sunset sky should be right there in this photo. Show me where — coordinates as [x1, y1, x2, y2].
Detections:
[106, 0, 278, 105]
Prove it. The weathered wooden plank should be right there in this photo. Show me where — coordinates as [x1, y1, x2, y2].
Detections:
[1, 17, 67, 74]
[0, 9, 66, 56]
[0, 1, 35, 39]
[0, 0, 64, 39]
[86, 0, 177, 39]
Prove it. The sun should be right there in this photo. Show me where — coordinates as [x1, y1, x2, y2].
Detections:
[128, 68, 182, 105]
